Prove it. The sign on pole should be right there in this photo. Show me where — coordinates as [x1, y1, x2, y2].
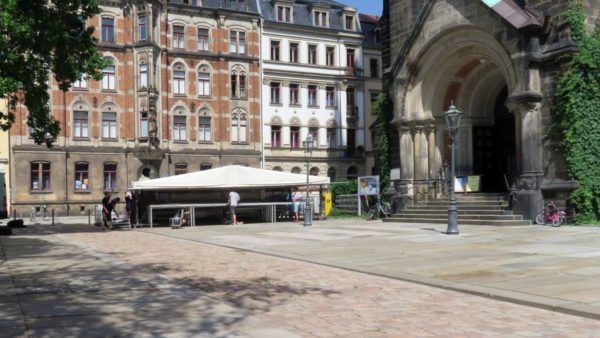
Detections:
[357, 176, 380, 215]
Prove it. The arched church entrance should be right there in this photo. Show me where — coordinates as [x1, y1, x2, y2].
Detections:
[397, 27, 521, 199]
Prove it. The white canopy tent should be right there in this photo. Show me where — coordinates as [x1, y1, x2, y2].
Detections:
[132, 165, 330, 191]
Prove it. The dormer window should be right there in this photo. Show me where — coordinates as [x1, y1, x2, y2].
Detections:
[344, 15, 355, 30]
[313, 10, 328, 27]
[229, 0, 246, 10]
[277, 5, 292, 22]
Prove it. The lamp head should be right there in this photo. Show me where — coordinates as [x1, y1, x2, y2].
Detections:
[444, 104, 462, 133]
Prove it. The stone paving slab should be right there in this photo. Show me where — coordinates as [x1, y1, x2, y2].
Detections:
[139, 220, 600, 320]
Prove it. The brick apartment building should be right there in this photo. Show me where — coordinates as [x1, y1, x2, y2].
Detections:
[8, 0, 262, 215]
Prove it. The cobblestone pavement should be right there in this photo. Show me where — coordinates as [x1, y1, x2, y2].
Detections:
[60, 225, 600, 337]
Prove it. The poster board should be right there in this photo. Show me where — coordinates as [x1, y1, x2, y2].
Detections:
[466, 175, 481, 192]
[454, 176, 467, 193]
[358, 176, 380, 196]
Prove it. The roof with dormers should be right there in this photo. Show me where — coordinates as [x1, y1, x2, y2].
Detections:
[257, 0, 359, 31]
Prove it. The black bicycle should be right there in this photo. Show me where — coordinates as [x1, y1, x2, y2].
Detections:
[368, 198, 391, 220]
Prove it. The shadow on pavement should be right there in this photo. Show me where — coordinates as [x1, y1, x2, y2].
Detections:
[1, 228, 338, 337]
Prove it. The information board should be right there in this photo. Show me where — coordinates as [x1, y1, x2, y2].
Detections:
[358, 176, 380, 196]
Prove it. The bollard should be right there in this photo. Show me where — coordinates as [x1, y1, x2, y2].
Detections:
[88, 208, 91, 225]
[51, 209, 55, 225]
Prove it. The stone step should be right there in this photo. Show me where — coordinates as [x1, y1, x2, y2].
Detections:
[400, 209, 516, 216]
[405, 205, 509, 211]
[394, 213, 523, 221]
[383, 217, 531, 226]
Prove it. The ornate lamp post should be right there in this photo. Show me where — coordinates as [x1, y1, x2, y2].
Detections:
[444, 104, 463, 235]
[303, 135, 313, 226]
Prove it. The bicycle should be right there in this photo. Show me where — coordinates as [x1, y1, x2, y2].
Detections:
[368, 198, 391, 220]
[535, 201, 566, 227]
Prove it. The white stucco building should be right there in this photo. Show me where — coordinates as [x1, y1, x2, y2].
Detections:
[258, 0, 366, 181]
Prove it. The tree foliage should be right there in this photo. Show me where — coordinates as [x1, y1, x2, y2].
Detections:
[553, 1, 600, 223]
[0, 0, 108, 146]
[373, 90, 393, 196]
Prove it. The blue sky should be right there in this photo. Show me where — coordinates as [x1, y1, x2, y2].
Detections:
[341, 0, 383, 16]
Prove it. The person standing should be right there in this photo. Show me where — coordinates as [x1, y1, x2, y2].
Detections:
[125, 191, 134, 225]
[292, 188, 301, 223]
[228, 191, 240, 225]
[102, 191, 113, 230]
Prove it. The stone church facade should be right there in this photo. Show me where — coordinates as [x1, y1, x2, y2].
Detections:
[382, 0, 600, 219]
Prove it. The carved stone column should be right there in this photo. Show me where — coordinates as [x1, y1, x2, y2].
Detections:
[414, 125, 428, 181]
[506, 94, 544, 220]
[399, 126, 414, 181]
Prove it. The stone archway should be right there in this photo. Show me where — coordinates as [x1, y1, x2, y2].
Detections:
[394, 27, 521, 199]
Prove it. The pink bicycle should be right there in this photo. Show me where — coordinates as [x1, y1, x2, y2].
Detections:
[535, 201, 566, 227]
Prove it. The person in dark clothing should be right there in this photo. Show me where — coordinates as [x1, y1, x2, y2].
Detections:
[102, 191, 113, 230]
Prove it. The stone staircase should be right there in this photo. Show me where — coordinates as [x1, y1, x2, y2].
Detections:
[384, 193, 531, 226]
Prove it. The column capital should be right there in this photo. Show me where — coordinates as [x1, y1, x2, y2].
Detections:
[505, 91, 543, 114]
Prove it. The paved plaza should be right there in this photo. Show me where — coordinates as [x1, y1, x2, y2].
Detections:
[1, 218, 600, 337]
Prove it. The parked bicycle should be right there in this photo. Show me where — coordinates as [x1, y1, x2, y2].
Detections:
[368, 198, 391, 220]
[535, 201, 566, 227]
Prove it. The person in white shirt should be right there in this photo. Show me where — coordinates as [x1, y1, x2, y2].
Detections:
[292, 188, 301, 223]
[228, 191, 241, 225]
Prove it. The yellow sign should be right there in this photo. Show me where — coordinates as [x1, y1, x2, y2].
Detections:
[466, 175, 481, 192]
[323, 192, 332, 216]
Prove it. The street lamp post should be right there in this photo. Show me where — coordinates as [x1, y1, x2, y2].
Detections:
[303, 135, 313, 226]
[444, 104, 463, 235]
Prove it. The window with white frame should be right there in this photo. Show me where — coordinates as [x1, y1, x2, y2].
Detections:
[308, 85, 318, 106]
[101, 17, 114, 42]
[326, 46, 335, 66]
[308, 44, 317, 65]
[173, 25, 185, 49]
[139, 14, 147, 41]
[231, 110, 247, 143]
[103, 163, 117, 191]
[327, 128, 336, 149]
[231, 69, 247, 98]
[198, 71, 210, 96]
[326, 86, 335, 107]
[74, 162, 89, 191]
[313, 10, 328, 27]
[290, 42, 299, 63]
[102, 65, 115, 90]
[102, 112, 117, 139]
[197, 28, 209, 51]
[229, 30, 246, 54]
[344, 15, 355, 30]
[198, 116, 211, 142]
[173, 115, 187, 141]
[271, 125, 281, 147]
[270, 82, 280, 104]
[139, 64, 148, 88]
[309, 127, 319, 146]
[289, 83, 299, 105]
[73, 76, 87, 89]
[172, 66, 186, 95]
[73, 111, 89, 138]
[290, 126, 300, 148]
[270, 40, 280, 61]
[277, 5, 292, 22]
[31, 161, 51, 191]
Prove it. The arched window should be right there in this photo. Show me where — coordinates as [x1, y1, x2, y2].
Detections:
[175, 163, 188, 175]
[310, 167, 319, 176]
[231, 65, 247, 98]
[273, 166, 283, 172]
[198, 70, 210, 96]
[347, 166, 358, 180]
[328, 167, 336, 182]
[74, 162, 89, 191]
[172, 63, 186, 95]
[231, 109, 247, 143]
[291, 167, 301, 174]
[31, 161, 51, 191]
[102, 65, 116, 90]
